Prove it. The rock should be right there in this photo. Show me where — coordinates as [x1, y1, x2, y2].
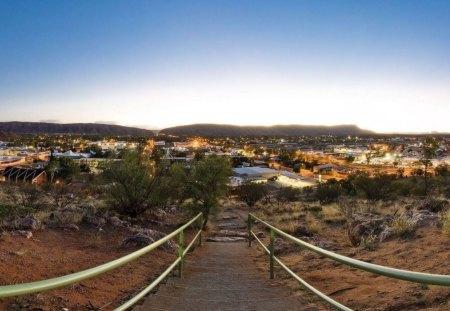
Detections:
[417, 199, 449, 213]
[378, 226, 394, 242]
[218, 223, 246, 230]
[84, 215, 106, 227]
[123, 229, 177, 252]
[222, 215, 238, 220]
[407, 210, 441, 228]
[313, 240, 339, 251]
[347, 213, 393, 246]
[12, 230, 33, 239]
[78, 202, 97, 212]
[274, 238, 301, 255]
[109, 216, 130, 227]
[62, 224, 80, 231]
[217, 230, 248, 238]
[153, 209, 167, 221]
[207, 236, 247, 242]
[292, 226, 314, 237]
[15, 217, 41, 231]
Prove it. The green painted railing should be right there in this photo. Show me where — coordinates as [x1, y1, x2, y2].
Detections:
[248, 213, 450, 311]
[0, 213, 203, 310]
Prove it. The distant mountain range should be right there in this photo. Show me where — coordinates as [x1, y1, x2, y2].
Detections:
[0, 122, 153, 136]
[160, 124, 375, 137]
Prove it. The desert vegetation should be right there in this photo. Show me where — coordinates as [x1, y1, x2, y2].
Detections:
[0, 151, 232, 309]
[238, 172, 450, 310]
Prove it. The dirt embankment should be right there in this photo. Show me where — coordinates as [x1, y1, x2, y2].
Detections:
[0, 224, 197, 310]
[250, 217, 450, 311]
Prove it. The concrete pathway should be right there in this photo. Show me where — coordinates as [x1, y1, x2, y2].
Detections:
[135, 208, 316, 311]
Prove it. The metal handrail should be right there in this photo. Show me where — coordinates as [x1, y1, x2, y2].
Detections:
[248, 213, 450, 310]
[0, 212, 203, 310]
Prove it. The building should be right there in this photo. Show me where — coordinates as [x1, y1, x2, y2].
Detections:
[233, 167, 279, 180]
[53, 150, 92, 159]
[0, 156, 24, 168]
[1, 166, 47, 184]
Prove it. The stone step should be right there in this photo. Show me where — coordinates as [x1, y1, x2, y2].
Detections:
[217, 223, 247, 230]
[182, 266, 265, 274]
[136, 294, 310, 311]
[214, 229, 249, 237]
[206, 236, 247, 242]
[156, 284, 294, 300]
[164, 278, 280, 290]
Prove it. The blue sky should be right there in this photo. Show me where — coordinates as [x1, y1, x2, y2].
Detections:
[0, 0, 449, 132]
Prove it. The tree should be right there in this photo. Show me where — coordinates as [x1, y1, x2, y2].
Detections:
[421, 137, 439, 195]
[46, 160, 60, 183]
[187, 155, 232, 229]
[57, 158, 80, 181]
[345, 155, 355, 164]
[351, 172, 395, 201]
[435, 165, 449, 177]
[272, 186, 301, 209]
[102, 151, 161, 217]
[161, 162, 190, 204]
[365, 153, 373, 165]
[84, 144, 103, 157]
[237, 182, 268, 207]
[315, 179, 341, 204]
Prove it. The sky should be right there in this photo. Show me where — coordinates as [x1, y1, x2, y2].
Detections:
[0, 0, 449, 133]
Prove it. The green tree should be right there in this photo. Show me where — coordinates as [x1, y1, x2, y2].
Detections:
[57, 158, 80, 181]
[187, 155, 232, 229]
[421, 137, 439, 195]
[103, 151, 160, 217]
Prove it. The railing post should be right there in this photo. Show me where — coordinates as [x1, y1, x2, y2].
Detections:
[198, 213, 203, 246]
[247, 214, 252, 247]
[178, 230, 184, 278]
[269, 228, 275, 279]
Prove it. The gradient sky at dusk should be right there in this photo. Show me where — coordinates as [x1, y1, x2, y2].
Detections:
[0, 0, 449, 132]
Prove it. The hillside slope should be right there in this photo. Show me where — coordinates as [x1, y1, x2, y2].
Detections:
[161, 124, 374, 136]
[0, 122, 153, 135]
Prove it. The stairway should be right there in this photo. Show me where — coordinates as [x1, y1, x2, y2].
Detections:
[134, 211, 317, 311]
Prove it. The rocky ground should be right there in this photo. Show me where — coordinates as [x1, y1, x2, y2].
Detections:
[243, 198, 450, 311]
[0, 207, 195, 310]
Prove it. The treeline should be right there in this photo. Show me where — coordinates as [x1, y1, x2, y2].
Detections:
[234, 166, 450, 208]
[315, 167, 450, 204]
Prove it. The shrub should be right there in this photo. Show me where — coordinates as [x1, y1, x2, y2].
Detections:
[305, 215, 323, 234]
[278, 220, 299, 234]
[391, 216, 415, 238]
[0, 204, 34, 220]
[315, 181, 341, 204]
[418, 199, 449, 213]
[272, 187, 301, 208]
[237, 182, 268, 207]
[361, 234, 378, 251]
[442, 212, 450, 235]
[352, 172, 396, 201]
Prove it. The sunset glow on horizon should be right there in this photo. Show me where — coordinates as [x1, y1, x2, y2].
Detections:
[1, 0, 449, 133]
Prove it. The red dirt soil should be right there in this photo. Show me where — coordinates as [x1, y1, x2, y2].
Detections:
[253, 225, 450, 310]
[0, 225, 196, 310]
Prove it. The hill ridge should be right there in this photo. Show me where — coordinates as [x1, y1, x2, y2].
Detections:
[0, 122, 153, 135]
[160, 123, 375, 136]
